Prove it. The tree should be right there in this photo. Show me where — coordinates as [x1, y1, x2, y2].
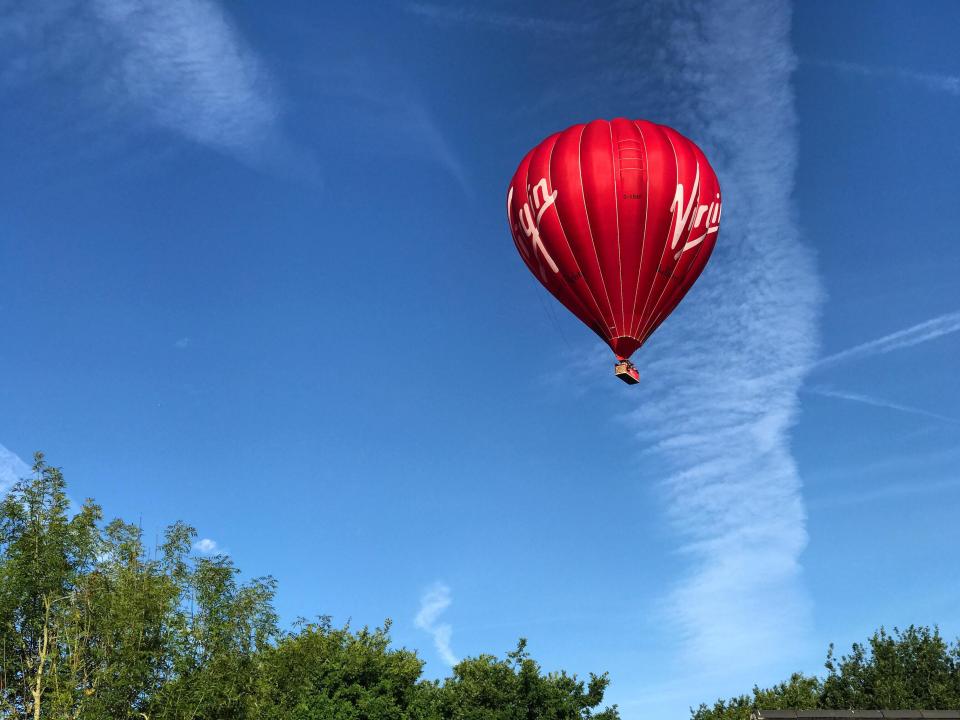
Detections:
[820, 626, 960, 710]
[0, 454, 278, 720]
[691, 673, 822, 720]
[0, 453, 620, 720]
[256, 626, 622, 720]
[692, 626, 960, 720]
[431, 639, 619, 720]
[149, 553, 278, 720]
[55, 517, 184, 719]
[0, 452, 101, 719]
[257, 617, 427, 720]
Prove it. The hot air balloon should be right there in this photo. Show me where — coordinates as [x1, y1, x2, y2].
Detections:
[506, 118, 722, 385]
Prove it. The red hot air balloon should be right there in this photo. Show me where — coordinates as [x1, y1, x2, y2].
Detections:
[506, 118, 722, 384]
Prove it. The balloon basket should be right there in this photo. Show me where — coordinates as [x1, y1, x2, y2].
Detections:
[614, 359, 640, 385]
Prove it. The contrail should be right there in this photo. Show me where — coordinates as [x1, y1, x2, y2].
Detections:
[805, 58, 960, 97]
[807, 386, 959, 425]
[816, 311, 960, 369]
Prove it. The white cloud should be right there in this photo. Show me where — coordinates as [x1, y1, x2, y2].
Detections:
[174, 337, 191, 349]
[193, 537, 221, 555]
[91, 0, 279, 157]
[414, 582, 458, 667]
[806, 58, 960, 97]
[0, 444, 30, 493]
[618, 0, 820, 673]
[1, 0, 289, 165]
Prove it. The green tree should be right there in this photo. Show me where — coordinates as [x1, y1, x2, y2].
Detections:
[820, 626, 960, 709]
[432, 639, 619, 720]
[150, 554, 278, 720]
[0, 452, 101, 719]
[257, 617, 427, 720]
[692, 626, 960, 720]
[64, 518, 188, 719]
[691, 673, 822, 720]
[0, 454, 278, 720]
[0, 453, 619, 720]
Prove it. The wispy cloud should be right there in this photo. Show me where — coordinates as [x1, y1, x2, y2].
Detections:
[619, 0, 820, 673]
[405, 3, 590, 35]
[816, 310, 960, 369]
[414, 582, 458, 667]
[1, 0, 296, 168]
[0, 444, 30, 493]
[806, 386, 959, 425]
[193, 537, 224, 555]
[92, 0, 279, 158]
[806, 58, 960, 97]
[307, 59, 470, 196]
[174, 337, 191, 349]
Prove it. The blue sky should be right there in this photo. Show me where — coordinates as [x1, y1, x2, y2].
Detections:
[1, 1, 959, 717]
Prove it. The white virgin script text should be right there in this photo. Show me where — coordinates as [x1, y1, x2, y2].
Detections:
[509, 169, 720, 275]
[508, 178, 559, 274]
[670, 163, 721, 260]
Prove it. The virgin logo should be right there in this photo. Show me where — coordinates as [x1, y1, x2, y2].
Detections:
[508, 178, 559, 274]
[670, 163, 721, 260]
[509, 169, 720, 276]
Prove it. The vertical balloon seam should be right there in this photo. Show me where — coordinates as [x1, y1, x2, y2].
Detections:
[628, 120, 667, 340]
[638, 126, 703, 343]
[625, 119, 651, 340]
[546, 129, 609, 334]
[632, 124, 680, 340]
[642, 138, 711, 342]
[635, 134, 711, 345]
[612, 118, 639, 340]
[530, 148, 604, 339]
[608, 120, 626, 334]
[641, 215, 715, 345]
[577, 123, 618, 342]
[553, 125, 617, 336]
[639, 140, 720, 344]
[639, 151, 718, 346]
[523, 133, 601, 334]
[648, 138, 719, 343]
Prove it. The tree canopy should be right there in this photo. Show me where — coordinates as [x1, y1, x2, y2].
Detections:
[0, 453, 619, 720]
[692, 626, 960, 720]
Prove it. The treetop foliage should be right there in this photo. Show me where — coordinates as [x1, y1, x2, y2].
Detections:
[0, 453, 619, 720]
[692, 626, 960, 720]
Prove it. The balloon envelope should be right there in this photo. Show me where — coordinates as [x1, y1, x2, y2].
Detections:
[507, 118, 722, 360]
